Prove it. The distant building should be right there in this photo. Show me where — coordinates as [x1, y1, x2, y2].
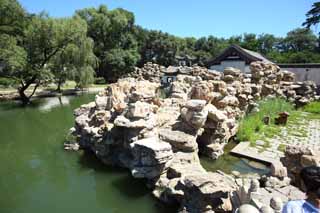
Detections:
[175, 55, 197, 67]
[207, 45, 320, 85]
[207, 45, 272, 73]
[161, 66, 193, 86]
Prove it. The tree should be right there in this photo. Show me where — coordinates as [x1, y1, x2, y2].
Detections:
[241, 33, 259, 51]
[282, 28, 317, 52]
[0, 0, 26, 36]
[0, 8, 95, 104]
[257, 34, 279, 55]
[137, 30, 179, 66]
[50, 36, 97, 91]
[77, 5, 140, 82]
[303, 2, 320, 30]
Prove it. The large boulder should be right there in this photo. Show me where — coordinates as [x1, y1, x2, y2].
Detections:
[130, 137, 173, 179]
[159, 129, 198, 152]
[176, 172, 236, 212]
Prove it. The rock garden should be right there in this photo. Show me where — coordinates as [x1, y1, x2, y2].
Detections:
[67, 61, 320, 212]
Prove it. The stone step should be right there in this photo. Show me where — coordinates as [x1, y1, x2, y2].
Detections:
[231, 142, 278, 165]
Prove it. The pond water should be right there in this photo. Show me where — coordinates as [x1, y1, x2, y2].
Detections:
[200, 141, 270, 175]
[0, 94, 269, 213]
[0, 95, 176, 213]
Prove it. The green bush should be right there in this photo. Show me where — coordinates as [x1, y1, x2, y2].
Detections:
[303, 101, 320, 114]
[0, 77, 18, 88]
[94, 77, 106, 85]
[236, 98, 294, 143]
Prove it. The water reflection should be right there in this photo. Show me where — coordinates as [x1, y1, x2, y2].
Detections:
[38, 96, 71, 112]
[0, 95, 176, 213]
[200, 141, 270, 175]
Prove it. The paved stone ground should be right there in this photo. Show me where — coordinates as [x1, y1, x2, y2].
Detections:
[231, 113, 320, 164]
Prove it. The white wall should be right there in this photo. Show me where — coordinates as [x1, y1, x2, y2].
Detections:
[210, 60, 251, 73]
[283, 67, 320, 85]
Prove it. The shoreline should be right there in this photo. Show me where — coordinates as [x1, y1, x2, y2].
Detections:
[0, 87, 105, 101]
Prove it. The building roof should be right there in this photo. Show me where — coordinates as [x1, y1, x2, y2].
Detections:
[207, 44, 272, 66]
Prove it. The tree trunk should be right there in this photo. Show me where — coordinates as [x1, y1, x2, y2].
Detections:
[18, 76, 37, 105]
[18, 86, 30, 105]
[56, 77, 63, 93]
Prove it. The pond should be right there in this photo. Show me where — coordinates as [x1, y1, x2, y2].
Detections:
[200, 140, 270, 175]
[0, 94, 270, 213]
[0, 95, 175, 213]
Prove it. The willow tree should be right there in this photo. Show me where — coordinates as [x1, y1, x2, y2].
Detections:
[50, 36, 97, 91]
[0, 8, 95, 104]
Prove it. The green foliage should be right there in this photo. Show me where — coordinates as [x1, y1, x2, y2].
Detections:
[1, 1, 320, 103]
[0, 0, 96, 103]
[0, 77, 18, 87]
[0, 0, 26, 36]
[303, 101, 320, 114]
[236, 98, 294, 143]
[282, 28, 317, 52]
[303, 2, 320, 30]
[76, 6, 140, 82]
[94, 77, 106, 85]
[278, 144, 287, 152]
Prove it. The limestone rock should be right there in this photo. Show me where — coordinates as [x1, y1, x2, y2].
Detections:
[176, 172, 236, 212]
[130, 137, 173, 179]
[185, 99, 207, 110]
[159, 129, 198, 152]
[126, 101, 153, 119]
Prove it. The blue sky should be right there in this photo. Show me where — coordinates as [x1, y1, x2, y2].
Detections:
[19, 0, 317, 38]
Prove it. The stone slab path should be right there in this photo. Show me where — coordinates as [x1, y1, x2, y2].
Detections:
[231, 142, 278, 165]
[231, 114, 320, 164]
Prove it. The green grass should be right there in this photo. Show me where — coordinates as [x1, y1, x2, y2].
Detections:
[236, 98, 294, 144]
[278, 144, 287, 152]
[303, 101, 320, 114]
[237, 98, 320, 148]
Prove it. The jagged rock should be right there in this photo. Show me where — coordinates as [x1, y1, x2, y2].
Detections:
[217, 95, 239, 108]
[185, 99, 207, 110]
[181, 100, 208, 129]
[159, 129, 198, 152]
[271, 162, 288, 178]
[130, 137, 173, 179]
[224, 67, 241, 77]
[206, 104, 228, 122]
[176, 172, 236, 212]
[71, 62, 318, 213]
[126, 101, 153, 119]
[281, 145, 320, 186]
[114, 114, 156, 129]
[167, 152, 206, 178]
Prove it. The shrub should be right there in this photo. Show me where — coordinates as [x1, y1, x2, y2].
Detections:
[236, 98, 294, 143]
[94, 77, 106, 85]
[0, 77, 18, 88]
[303, 101, 320, 114]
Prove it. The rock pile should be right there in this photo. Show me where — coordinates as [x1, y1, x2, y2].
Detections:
[126, 62, 165, 83]
[281, 145, 320, 188]
[72, 78, 237, 212]
[70, 61, 318, 212]
[232, 173, 305, 212]
[163, 62, 318, 159]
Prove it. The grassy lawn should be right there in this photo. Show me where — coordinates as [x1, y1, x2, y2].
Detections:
[303, 101, 320, 114]
[236, 98, 320, 147]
